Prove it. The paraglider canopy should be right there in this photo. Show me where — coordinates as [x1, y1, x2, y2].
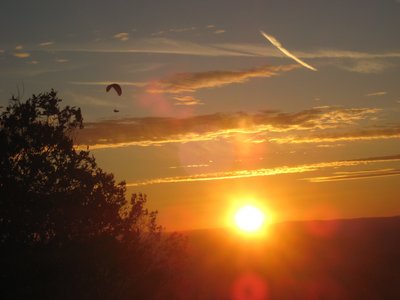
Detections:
[106, 83, 122, 96]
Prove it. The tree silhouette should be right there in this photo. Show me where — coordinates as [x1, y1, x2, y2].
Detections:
[0, 90, 186, 299]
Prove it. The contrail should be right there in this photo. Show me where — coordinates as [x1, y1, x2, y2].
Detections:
[260, 30, 317, 71]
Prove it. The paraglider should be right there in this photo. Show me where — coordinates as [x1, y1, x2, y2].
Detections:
[106, 83, 122, 96]
[113, 109, 119, 113]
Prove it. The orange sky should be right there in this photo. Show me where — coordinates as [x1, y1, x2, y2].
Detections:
[1, 0, 400, 231]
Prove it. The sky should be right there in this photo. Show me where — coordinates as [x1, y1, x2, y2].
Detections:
[1, 0, 400, 231]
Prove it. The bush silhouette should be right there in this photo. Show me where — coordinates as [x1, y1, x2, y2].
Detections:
[0, 90, 186, 299]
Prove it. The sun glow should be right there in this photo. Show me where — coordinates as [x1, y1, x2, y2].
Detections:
[234, 205, 266, 233]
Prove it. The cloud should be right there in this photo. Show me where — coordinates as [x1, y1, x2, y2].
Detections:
[169, 27, 197, 33]
[260, 31, 317, 71]
[305, 168, 400, 182]
[23, 36, 400, 61]
[338, 60, 392, 74]
[169, 163, 210, 169]
[173, 95, 204, 106]
[147, 64, 299, 93]
[347, 153, 400, 163]
[13, 52, 30, 58]
[317, 144, 344, 148]
[270, 127, 400, 144]
[210, 43, 400, 60]
[366, 91, 387, 97]
[205, 25, 225, 34]
[13, 45, 31, 58]
[214, 29, 226, 34]
[70, 63, 297, 96]
[295, 50, 400, 59]
[113, 32, 129, 41]
[125, 154, 400, 186]
[71, 64, 298, 94]
[151, 30, 166, 36]
[74, 106, 380, 149]
[54, 58, 69, 63]
[39, 41, 54, 47]
[54, 37, 253, 57]
[126, 164, 318, 186]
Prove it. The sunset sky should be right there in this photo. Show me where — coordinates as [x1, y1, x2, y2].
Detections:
[1, 0, 400, 231]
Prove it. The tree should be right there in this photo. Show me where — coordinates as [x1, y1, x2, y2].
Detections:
[0, 90, 186, 299]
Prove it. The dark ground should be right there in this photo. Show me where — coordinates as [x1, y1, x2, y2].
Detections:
[179, 216, 400, 300]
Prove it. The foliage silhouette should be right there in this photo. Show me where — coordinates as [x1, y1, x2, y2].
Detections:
[0, 90, 186, 299]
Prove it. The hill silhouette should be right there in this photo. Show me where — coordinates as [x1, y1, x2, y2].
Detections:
[182, 216, 400, 300]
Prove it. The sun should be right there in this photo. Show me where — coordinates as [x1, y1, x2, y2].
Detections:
[234, 205, 266, 233]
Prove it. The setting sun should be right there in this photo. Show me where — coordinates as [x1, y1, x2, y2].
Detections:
[234, 205, 266, 233]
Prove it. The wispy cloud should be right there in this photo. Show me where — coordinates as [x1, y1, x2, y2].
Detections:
[169, 27, 197, 33]
[305, 168, 400, 182]
[214, 29, 226, 34]
[12, 45, 31, 58]
[147, 64, 299, 93]
[151, 30, 166, 36]
[39, 41, 54, 47]
[127, 165, 317, 186]
[169, 163, 210, 169]
[317, 144, 344, 148]
[71, 64, 298, 94]
[295, 50, 400, 59]
[53, 38, 252, 57]
[347, 153, 400, 163]
[173, 95, 204, 106]
[55, 58, 69, 63]
[15, 37, 400, 61]
[204, 24, 225, 34]
[270, 127, 400, 144]
[260, 31, 317, 71]
[74, 107, 380, 149]
[126, 154, 400, 186]
[366, 91, 387, 97]
[338, 60, 392, 74]
[13, 52, 30, 58]
[211, 43, 400, 60]
[113, 32, 129, 41]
